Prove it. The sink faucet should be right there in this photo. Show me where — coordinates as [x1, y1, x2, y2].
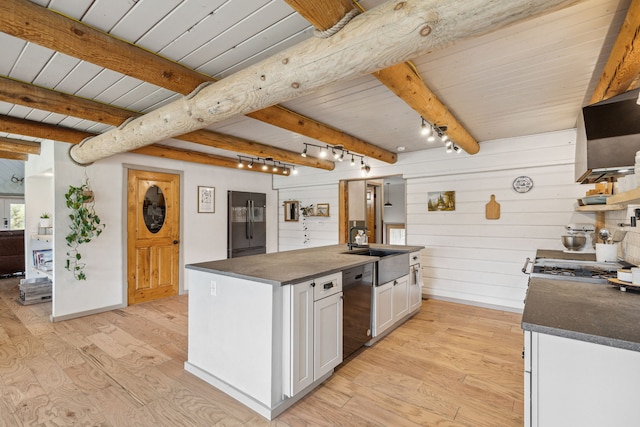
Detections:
[348, 226, 368, 250]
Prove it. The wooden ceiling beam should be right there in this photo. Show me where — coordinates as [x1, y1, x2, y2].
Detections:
[590, 0, 640, 103]
[0, 115, 292, 175]
[0, 76, 334, 171]
[0, 136, 40, 155]
[67, 0, 577, 165]
[0, 151, 28, 161]
[1, 0, 394, 163]
[285, 0, 479, 155]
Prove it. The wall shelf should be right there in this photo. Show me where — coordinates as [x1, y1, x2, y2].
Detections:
[576, 204, 625, 212]
[607, 187, 640, 205]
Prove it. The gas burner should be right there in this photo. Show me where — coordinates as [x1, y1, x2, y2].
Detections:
[530, 260, 619, 284]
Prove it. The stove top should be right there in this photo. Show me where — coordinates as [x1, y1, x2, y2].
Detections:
[526, 254, 622, 284]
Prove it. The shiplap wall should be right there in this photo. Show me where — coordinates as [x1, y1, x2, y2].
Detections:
[275, 129, 597, 311]
[279, 184, 339, 251]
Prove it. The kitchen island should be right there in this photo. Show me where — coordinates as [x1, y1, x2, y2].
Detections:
[522, 278, 640, 427]
[185, 244, 423, 420]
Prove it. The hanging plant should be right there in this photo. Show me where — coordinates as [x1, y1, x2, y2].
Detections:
[300, 204, 314, 217]
[300, 204, 313, 245]
[64, 179, 105, 280]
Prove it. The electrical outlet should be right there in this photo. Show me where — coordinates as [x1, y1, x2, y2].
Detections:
[210, 281, 217, 296]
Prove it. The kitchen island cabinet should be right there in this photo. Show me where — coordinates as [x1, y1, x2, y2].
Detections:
[185, 244, 423, 420]
[522, 278, 640, 427]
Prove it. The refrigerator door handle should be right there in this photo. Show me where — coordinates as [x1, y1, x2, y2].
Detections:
[245, 200, 251, 239]
[249, 199, 254, 239]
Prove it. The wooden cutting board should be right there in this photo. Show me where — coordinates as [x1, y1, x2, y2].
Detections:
[486, 194, 500, 220]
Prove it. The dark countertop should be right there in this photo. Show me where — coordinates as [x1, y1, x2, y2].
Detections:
[186, 244, 424, 286]
[522, 278, 640, 352]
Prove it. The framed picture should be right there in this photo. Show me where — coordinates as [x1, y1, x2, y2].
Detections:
[427, 191, 455, 211]
[316, 203, 330, 217]
[198, 186, 215, 213]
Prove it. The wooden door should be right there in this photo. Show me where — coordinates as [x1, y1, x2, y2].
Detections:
[127, 169, 180, 304]
[366, 184, 377, 243]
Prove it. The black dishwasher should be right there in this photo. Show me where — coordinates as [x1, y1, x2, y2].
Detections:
[342, 262, 374, 359]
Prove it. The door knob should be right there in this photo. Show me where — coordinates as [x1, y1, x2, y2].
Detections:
[173, 240, 179, 244]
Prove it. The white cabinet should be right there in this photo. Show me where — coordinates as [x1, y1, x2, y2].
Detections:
[373, 280, 393, 337]
[392, 275, 409, 322]
[372, 273, 410, 337]
[288, 279, 314, 396]
[525, 331, 640, 427]
[285, 273, 343, 397]
[314, 291, 342, 379]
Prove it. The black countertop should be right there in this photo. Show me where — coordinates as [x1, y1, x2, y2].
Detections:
[186, 244, 423, 286]
[522, 277, 640, 352]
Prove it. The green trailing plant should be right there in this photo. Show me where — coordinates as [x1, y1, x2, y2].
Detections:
[64, 180, 105, 280]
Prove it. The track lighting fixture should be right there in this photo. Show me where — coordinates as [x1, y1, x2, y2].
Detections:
[299, 143, 365, 167]
[421, 119, 456, 151]
[235, 156, 296, 175]
[420, 117, 432, 136]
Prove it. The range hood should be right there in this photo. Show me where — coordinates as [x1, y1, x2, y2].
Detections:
[575, 88, 640, 183]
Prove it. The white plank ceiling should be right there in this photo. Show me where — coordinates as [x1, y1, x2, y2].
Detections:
[0, 0, 633, 172]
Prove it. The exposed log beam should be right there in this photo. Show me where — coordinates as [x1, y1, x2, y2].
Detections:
[0, 151, 28, 161]
[285, 0, 479, 155]
[0, 115, 291, 175]
[2, 0, 393, 163]
[0, 136, 40, 155]
[0, 114, 90, 143]
[0, 76, 334, 170]
[68, 0, 579, 164]
[590, 0, 640, 103]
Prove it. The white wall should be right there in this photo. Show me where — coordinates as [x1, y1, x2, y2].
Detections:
[275, 129, 596, 311]
[278, 184, 339, 251]
[42, 141, 277, 320]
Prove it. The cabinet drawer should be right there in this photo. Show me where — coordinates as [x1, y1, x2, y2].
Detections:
[313, 273, 342, 301]
[409, 251, 421, 266]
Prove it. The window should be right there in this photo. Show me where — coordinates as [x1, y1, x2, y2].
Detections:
[10, 203, 25, 230]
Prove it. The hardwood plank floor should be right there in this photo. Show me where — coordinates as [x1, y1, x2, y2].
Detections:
[0, 276, 524, 426]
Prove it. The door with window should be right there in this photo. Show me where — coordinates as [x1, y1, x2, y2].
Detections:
[0, 198, 25, 230]
[127, 170, 180, 304]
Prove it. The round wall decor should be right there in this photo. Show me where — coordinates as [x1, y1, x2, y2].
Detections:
[512, 176, 533, 193]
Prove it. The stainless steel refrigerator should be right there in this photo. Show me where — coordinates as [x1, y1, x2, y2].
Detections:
[227, 191, 266, 258]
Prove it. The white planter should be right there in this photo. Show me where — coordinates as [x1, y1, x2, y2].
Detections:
[39, 218, 52, 228]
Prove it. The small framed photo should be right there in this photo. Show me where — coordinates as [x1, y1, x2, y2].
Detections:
[198, 186, 215, 213]
[316, 203, 330, 217]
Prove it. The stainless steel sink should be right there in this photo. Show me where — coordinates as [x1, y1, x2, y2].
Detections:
[344, 249, 409, 284]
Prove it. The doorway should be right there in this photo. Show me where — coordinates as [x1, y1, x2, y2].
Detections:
[339, 176, 405, 245]
[127, 169, 180, 304]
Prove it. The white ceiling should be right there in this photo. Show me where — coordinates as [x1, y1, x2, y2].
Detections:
[0, 0, 632, 169]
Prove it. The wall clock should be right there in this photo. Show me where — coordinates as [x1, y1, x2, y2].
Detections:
[512, 176, 533, 193]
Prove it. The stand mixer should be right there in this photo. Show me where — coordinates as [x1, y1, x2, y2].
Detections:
[562, 223, 595, 253]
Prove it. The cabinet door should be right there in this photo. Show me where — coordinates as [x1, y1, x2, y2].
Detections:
[289, 280, 314, 396]
[392, 274, 409, 322]
[373, 281, 393, 337]
[314, 292, 343, 379]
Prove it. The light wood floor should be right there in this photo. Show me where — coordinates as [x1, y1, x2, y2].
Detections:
[0, 276, 524, 426]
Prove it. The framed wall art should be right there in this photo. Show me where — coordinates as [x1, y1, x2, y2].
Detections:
[198, 186, 215, 213]
[427, 191, 455, 211]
